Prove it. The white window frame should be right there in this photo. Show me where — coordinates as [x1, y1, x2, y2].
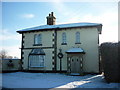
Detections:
[29, 55, 45, 67]
[34, 34, 42, 45]
[62, 32, 67, 44]
[38, 34, 42, 44]
[75, 32, 80, 43]
[34, 34, 38, 44]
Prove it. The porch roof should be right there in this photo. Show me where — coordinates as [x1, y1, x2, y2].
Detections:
[66, 48, 85, 54]
[29, 49, 45, 55]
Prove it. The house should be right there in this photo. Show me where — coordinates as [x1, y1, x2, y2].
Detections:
[17, 12, 102, 75]
[0, 59, 21, 72]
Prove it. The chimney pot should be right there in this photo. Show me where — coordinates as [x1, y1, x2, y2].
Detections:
[46, 12, 56, 25]
[51, 12, 53, 16]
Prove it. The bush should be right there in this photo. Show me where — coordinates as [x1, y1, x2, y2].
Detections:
[100, 42, 119, 83]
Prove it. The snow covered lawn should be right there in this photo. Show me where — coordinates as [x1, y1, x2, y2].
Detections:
[1, 72, 119, 88]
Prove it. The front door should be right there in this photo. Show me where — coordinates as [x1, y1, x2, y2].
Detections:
[71, 56, 81, 75]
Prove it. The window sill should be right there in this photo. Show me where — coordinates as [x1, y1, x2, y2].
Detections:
[30, 66, 45, 68]
[75, 42, 81, 44]
[33, 44, 42, 46]
[61, 43, 67, 45]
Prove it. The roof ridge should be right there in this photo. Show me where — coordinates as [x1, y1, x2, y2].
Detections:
[17, 22, 102, 33]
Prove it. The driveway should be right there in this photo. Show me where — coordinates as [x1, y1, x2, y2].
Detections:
[1, 72, 119, 88]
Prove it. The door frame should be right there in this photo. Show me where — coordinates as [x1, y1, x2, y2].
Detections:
[67, 54, 84, 75]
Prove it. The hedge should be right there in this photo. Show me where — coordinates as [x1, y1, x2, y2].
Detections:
[100, 42, 120, 83]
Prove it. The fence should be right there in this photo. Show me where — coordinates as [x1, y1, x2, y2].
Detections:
[100, 42, 119, 83]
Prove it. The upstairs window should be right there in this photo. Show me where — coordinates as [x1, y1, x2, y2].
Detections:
[38, 34, 42, 44]
[75, 32, 80, 44]
[62, 32, 67, 45]
[34, 34, 38, 44]
[34, 34, 42, 46]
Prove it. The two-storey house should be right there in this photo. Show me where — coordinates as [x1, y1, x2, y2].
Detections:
[17, 12, 102, 75]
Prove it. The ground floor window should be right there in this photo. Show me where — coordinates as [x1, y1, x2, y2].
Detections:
[29, 55, 45, 67]
[29, 49, 45, 67]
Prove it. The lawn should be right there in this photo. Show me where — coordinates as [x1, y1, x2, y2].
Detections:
[1, 72, 119, 88]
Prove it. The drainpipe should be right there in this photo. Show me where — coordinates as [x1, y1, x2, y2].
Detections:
[54, 29, 57, 71]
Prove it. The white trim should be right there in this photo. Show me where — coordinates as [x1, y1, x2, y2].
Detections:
[75, 32, 80, 43]
[34, 34, 42, 45]
[30, 66, 46, 68]
[62, 32, 67, 43]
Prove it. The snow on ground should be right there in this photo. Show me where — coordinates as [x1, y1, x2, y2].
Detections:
[0, 73, 2, 89]
[1, 72, 119, 88]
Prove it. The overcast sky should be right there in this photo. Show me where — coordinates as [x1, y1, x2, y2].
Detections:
[1, 1, 118, 58]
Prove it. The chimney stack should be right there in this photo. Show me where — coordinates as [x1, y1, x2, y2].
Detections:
[46, 12, 56, 25]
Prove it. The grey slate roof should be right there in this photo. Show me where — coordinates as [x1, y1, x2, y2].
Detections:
[17, 22, 102, 33]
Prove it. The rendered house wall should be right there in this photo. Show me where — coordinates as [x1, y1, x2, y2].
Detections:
[22, 27, 99, 73]
[24, 31, 54, 48]
[56, 27, 99, 73]
[22, 31, 54, 70]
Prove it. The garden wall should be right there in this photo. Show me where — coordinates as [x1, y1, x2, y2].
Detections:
[1, 59, 22, 72]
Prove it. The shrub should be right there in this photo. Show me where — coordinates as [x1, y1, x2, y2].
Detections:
[100, 42, 119, 83]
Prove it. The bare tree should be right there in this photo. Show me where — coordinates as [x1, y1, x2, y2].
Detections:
[0, 49, 13, 59]
[7, 56, 13, 59]
[0, 49, 8, 59]
[13, 56, 18, 59]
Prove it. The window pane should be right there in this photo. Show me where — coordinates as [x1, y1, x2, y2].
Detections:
[76, 32, 80, 43]
[62, 32, 66, 43]
[34, 34, 38, 44]
[38, 34, 42, 44]
[29, 55, 44, 67]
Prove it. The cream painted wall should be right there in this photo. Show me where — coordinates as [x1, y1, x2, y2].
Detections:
[43, 49, 53, 70]
[22, 31, 54, 70]
[22, 27, 100, 73]
[24, 31, 54, 48]
[22, 49, 30, 70]
[22, 49, 54, 70]
[57, 27, 99, 73]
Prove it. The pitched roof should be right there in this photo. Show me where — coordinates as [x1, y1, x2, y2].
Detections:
[17, 22, 102, 34]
